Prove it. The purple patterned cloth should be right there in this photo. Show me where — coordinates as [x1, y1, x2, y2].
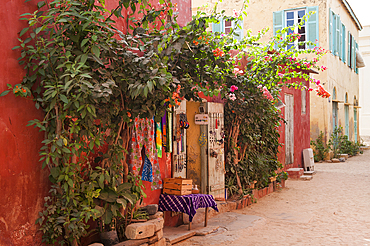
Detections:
[158, 194, 218, 222]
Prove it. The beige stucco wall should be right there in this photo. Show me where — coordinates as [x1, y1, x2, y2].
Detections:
[325, 0, 360, 143]
[359, 25, 370, 141]
[192, 0, 361, 143]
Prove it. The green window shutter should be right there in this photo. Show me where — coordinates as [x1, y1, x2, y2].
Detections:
[273, 10, 284, 49]
[355, 41, 358, 74]
[212, 18, 224, 34]
[232, 18, 244, 41]
[329, 9, 333, 53]
[306, 6, 319, 49]
[342, 24, 346, 63]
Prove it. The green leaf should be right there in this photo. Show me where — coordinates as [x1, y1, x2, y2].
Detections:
[91, 46, 100, 58]
[35, 27, 42, 34]
[81, 109, 86, 119]
[50, 167, 59, 179]
[60, 94, 68, 104]
[0, 90, 10, 97]
[102, 209, 112, 224]
[81, 39, 89, 48]
[80, 54, 88, 64]
[99, 189, 118, 203]
[89, 140, 94, 150]
[117, 183, 132, 192]
[20, 27, 29, 37]
[37, 1, 46, 8]
[121, 192, 135, 204]
[68, 178, 73, 187]
[116, 198, 127, 209]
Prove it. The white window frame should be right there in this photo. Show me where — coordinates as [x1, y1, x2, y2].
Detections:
[285, 9, 306, 50]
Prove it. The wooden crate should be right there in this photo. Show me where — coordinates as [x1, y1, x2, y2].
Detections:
[163, 178, 193, 196]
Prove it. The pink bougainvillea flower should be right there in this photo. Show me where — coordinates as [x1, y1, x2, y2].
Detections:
[232, 9, 239, 17]
[262, 86, 274, 101]
[229, 93, 237, 101]
[230, 85, 238, 92]
[308, 87, 314, 91]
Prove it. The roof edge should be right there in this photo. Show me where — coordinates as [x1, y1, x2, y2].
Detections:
[341, 0, 363, 31]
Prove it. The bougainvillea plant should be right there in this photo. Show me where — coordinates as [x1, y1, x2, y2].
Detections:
[1, 0, 329, 244]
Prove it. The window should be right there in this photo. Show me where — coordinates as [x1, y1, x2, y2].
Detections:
[212, 18, 244, 41]
[286, 9, 306, 50]
[273, 6, 318, 50]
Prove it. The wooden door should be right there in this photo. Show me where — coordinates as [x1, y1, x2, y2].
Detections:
[207, 102, 225, 199]
[172, 100, 187, 178]
[285, 94, 294, 165]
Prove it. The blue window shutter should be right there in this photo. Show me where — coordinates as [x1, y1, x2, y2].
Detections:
[336, 15, 341, 57]
[352, 35, 355, 70]
[348, 32, 351, 68]
[338, 17, 342, 59]
[329, 9, 333, 53]
[333, 13, 337, 55]
[306, 6, 319, 49]
[273, 10, 284, 49]
[355, 41, 358, 74]
[212, 18, 224, 34]
[342, 24, 346, 63]
[232, 18, 244, 41]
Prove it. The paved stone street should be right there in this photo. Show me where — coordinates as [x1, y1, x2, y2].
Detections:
[177, 150, 370, 245]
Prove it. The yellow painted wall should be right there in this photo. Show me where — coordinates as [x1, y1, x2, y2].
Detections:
[186, 101, 202, 188]
[192, 0, 361, 143]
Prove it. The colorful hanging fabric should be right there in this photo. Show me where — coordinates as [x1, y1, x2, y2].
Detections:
[162, 112, 167, 151]
[167, 111, 173, 153]
[156, 121, 163, 158]
[141, 155, 153, 182]
[128, 117, 162, 190]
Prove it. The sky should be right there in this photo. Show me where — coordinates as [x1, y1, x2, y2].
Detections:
[347, 0, 370, 27]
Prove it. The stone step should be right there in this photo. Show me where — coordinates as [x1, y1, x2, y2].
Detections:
[300, 175, 313, 181]
[304, 171, 316, 176]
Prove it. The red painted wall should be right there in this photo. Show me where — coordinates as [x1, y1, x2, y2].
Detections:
[0, 1, 191, 244]
[277, 77, 311, 169]
[0, 1, 49, 245]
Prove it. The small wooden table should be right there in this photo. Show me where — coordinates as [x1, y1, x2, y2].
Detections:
[158, 193, 218, 230]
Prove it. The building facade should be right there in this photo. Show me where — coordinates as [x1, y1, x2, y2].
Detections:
[193, 0, 362, 145]
[359, 25, 370, 143]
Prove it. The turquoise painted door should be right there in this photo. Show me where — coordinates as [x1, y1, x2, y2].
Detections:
[332, 102, 338, 131]
[354, 108, 358, 143]
[345, 105, 349, 136]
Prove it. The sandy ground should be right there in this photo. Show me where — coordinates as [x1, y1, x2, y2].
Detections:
[177, 150, 370, 246]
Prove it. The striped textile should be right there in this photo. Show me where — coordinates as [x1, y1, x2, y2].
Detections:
[158, 194, 218, 222]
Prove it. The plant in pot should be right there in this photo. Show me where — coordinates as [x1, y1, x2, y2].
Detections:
[91, 160, 146, 245]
